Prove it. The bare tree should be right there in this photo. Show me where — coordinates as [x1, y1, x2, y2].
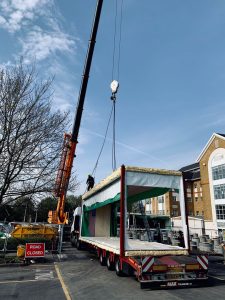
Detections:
[0, 62, 78, 206]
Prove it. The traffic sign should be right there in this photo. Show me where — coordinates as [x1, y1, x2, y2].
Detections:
[25, 243, 45, 258]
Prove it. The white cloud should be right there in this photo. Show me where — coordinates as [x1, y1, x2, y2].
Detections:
[0, 0, 50, 32]
[0, 1, 78, 64]
[0, 15, 6, 25]
[0, 0, 81, 117]
[20, 26, 76, 63]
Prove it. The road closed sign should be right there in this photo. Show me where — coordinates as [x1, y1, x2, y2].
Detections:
[25, 243, 45, 258]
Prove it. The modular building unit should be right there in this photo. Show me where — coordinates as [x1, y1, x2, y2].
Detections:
[77, 165, 208, 288]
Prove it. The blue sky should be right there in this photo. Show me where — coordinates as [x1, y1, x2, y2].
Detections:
[1, 0, 225, 195]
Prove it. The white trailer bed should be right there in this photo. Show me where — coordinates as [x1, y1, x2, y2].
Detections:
[79, 236, 188, 256]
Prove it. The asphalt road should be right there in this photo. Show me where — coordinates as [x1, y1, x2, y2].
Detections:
[58, 244, 225, 300]
[0, 263, 66, 300]
[1, 244, 225, 300]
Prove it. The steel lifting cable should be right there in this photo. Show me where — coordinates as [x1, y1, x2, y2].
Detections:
[111, 0, 123, 171]
[112, 99, 116, 171]
[91, 104, 114, 177]
[111, 0, 123, 81]
[91, 0, 124, 176]
[117, 0, 123, 81]
[111, 0, 118, 81]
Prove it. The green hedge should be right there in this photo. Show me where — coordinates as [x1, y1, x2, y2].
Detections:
[0, 237, 56, 251]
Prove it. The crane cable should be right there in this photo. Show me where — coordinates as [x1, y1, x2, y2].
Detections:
[111, 0, 123, 171]
[117, 0, 123, 82]
[90, 0, 124, 177]
[112, 98, 116, 171]
[111, 0, 123, 81]
[111, 0, 118, 81]
[91, 104, 114, 177]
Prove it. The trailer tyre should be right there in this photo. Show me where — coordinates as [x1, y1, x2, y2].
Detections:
[71, 234, 77, 247]
[99, 252, 106, 266]
[74, 234, 78, 248]
[115, 257, 124, 276]
[77, 239, 82, 250]
[106, 255, 115, 271]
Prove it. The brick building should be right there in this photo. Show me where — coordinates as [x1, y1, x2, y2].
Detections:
[144, 132, 225, 237]
[144, 190, 180, 217]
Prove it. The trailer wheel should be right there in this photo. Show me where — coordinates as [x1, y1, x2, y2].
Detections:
[74, 234, 78, 248]
[77, 239, 82, 250]
[71, 234, 77, 247]
[106, 255, 115, 271]
[99, 252, 106, 266]
[140, 282, 147, 289]
[115, 257, 124, 276]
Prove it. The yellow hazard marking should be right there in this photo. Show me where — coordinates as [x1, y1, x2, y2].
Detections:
[55, 264, 72, 300]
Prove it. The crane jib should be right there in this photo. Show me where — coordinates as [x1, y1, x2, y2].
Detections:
[48, 0, 104, 224]
[71, 0, 104, 143]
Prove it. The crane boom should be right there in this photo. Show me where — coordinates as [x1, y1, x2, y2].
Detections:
[48, 0, 104, 224]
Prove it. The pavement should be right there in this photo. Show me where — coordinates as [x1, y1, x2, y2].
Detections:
[0, 243, 225, 299]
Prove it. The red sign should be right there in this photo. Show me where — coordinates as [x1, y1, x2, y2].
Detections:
[25, 243, 45, 258]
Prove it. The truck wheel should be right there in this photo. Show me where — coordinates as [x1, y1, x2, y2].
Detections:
[115, 257, 124, 276]
[99, 252, 106, 266]
[106, 255, 115, 271]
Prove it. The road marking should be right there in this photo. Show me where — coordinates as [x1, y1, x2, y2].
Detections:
[57, 254, 68, 259]
[30, 264, 54, 267]
[208, 275, 225, 281]
[0, 279, 51, 284]
[35, 269, 54, 280]
[55, 264, 71, 300]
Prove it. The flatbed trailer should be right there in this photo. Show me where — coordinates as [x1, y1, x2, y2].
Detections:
[75, 165, 208, 288]
[79, 236, 187, 256]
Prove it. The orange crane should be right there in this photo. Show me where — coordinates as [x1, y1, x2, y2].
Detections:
[48, 0, 104, 224]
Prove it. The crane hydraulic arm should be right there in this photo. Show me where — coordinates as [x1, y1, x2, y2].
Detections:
[48, 0, 104, 224]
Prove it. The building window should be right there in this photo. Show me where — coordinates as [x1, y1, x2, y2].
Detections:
[172, 210, 178, 217]
[187, 197, 192, 202]
[214, 184, 225, 199]
[196, 211, 199, 216]
[195, 197, 198, 202]
[158, 196, 164, 203]
[172, 196, 176, 202]
[157, 210, 165, 215]
[212, 164, 225, 180]
[146, 199, 152, 204]
[216, 205, 225, 220]
[188, 210, 193, 216]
